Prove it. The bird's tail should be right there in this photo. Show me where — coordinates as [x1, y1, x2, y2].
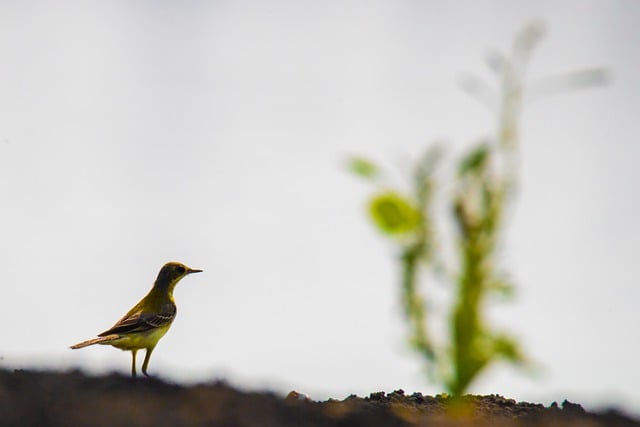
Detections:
[70, 334, 120, 349]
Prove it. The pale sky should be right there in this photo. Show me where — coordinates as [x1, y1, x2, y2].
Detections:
[1, 0, 639, 416]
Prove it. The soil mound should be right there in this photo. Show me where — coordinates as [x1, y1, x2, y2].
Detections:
[0, 369, 637, 426]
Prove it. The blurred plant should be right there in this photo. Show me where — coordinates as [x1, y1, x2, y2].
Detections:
[349, 22, 608, 395]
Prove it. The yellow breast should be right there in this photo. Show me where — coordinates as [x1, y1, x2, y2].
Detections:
[106, 324, 172, 351]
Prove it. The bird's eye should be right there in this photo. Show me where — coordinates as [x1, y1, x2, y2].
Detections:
[175, 266, 186, 275]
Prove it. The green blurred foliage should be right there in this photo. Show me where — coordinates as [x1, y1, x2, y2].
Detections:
[369, 192, 421, 235]
[349, 22, 607, 395]
[348, 157, 380, 180]
[458, 144, 490, 177]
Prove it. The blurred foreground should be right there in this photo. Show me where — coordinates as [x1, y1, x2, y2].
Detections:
[1, 369, 637, 427]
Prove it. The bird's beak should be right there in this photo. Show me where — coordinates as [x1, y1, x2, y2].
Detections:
[187, 268, 203, 274]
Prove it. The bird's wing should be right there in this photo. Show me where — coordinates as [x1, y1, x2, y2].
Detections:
[98, 303, 176, 336]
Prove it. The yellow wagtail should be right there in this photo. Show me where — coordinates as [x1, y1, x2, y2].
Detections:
[70, 261, 202, 377]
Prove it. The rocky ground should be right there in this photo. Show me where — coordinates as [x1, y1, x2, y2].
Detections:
[0, 369, 637, 427]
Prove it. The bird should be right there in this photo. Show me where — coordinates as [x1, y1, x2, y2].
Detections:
[70, 261, 202, 377]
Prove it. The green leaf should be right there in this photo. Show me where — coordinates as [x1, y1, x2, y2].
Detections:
[368, 192, 421, 235]
[348, 157, 379, 180]
[492, 334, 523, 363]
[458, 144, 490, 176]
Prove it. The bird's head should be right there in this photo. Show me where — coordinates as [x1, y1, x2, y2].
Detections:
[155, 262, 202, 291]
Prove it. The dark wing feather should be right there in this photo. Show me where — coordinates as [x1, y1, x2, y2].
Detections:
[98, 303, 176, 336]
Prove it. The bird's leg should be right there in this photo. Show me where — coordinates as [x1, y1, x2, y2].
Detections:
[142, 347, 155, 377]
[131, 349, 138, 378]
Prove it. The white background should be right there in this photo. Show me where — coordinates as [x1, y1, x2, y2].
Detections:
[0, 0, 638, 416]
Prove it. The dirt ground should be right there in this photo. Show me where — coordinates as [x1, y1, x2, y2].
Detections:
[0, 369, 637, 427]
